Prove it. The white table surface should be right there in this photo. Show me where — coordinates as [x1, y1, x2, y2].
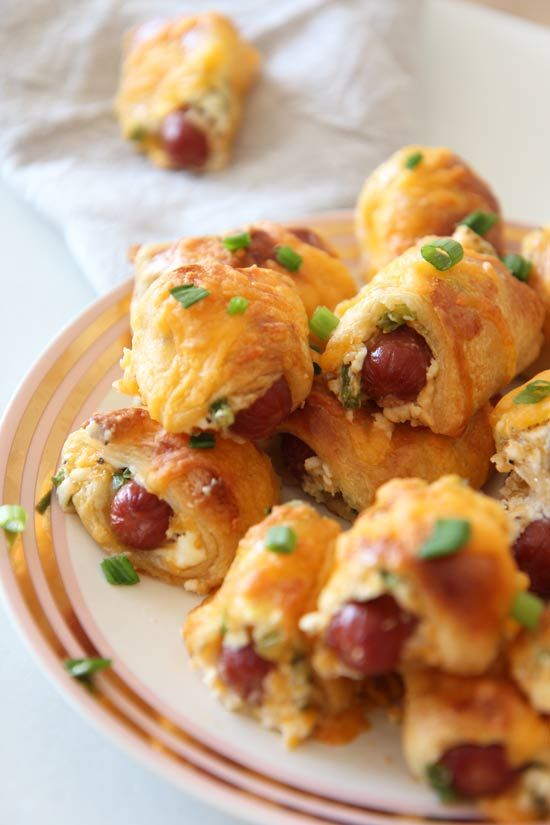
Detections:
[1, 2, 549, 823]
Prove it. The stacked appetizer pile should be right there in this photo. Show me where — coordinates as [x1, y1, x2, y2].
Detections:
[53, 139, 550, 822]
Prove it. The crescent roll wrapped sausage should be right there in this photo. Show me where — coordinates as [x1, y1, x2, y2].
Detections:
[320, 238, 544, 436]
[301, 476, 526, 681]
[402, 669, 550, 821]
[279, 379, 494, 518]
[491, 372, 550, 597]
[115, 12, 260, 171]
[55, 407, 279, 593]
[356, 145, 503, 279]
[184, 502, 355, 746]
[522, 225, 550, 343]
[117, 260, 313, 439]
[130, 221, 357, 323]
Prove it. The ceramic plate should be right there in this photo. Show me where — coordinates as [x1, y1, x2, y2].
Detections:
[0, 213, 530, 825]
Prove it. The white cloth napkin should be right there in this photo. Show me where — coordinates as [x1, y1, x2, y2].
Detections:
[0, 0, 421, 294]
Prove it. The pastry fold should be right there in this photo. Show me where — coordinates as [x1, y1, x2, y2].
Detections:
[302, 476, 525, 679]
[131, 221, 357, 322]
[522, 225, 550, 344]
[403, 669, 550, 821]
[184, 502, 356, 746]
[117, 260, 313, 436]
[321, 241, 544, 436]
[115, 12, 260, 171]
[55, 407, 279, 593]
[355, 145, 503, 279]
[279, 378, 494, 517]
[509, 607, 550, 716]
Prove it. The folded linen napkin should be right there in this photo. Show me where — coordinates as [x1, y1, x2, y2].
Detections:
[0, 0, 420, 294]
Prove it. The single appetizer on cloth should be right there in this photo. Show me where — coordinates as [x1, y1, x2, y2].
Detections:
[522, 226, 550, 343]
[278, 379, 494, 519]
[491, 372, 550, 597]
[117, 260, 313, 439]
[301, 476, 527, 681]
[184, 502, 357, 747]
[320, 235, 544, 436]
[508, 606, 550, 716]
[402, 669, 550, 821]
[55, 407, 279, 593]
[115, 12, 260, 171]
[355, 145, 503, 279]
[130, 221, 357, 322]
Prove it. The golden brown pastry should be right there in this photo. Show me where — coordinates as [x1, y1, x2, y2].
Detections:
[55, 407, 279, 593]
[356, 145, 503, 278]
[402, 668, 550, 821]
[491, 371, 550, 597]
[522, 225, 550, 343]
[117, 260, 313, 439]
[279, 378, 494, 518]
[130, 220, 357, 323]
[320, 236, 544, 436]
[508, 606, 550, 716]
[184, 502, 355, 746]
[301, 476, 526, 681]
[115, 12, 260, 171]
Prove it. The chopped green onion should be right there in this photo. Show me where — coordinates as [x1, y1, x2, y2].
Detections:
[309, 306, 339, 341]
[377, 304, 416, 333]
[340, 364, 361, 409]
[35, 490, 52, 515]
[418, 518, 471, 560]
[210, 399, 235, 428]
[421, 238, 464, 271]
[129, 126, 147, 141]
[52, 468, 67, 487]
[510, 591, 544, 630]
[112, 467, 132, 491]
[101, 554, 140, 586]
[313, 362, 322, 376]
[380, 569, 401, 589]
[275, 245, 302, 272]
[426, 763, 459, 802]
[501, 253, 532, 282]
[170, 284, 210, 309]
[189, 433, 216, 449]
[404, 151, 423, 170]
[458, 210, 498, 236]
[223, 231, 251, 251]
[0, 504, 28, 546]
[65, 657, 112, 686]
[513, 380, 550, 406]
[227, 296, 249, 315]
[265, 525, 297, 555]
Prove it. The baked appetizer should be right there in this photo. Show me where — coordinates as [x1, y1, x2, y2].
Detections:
[115, 12, 260, 171]
[491, 371, 550, 597]
[320, 236, 544, 436]
[117, 260, 313, 439]
[508, 606, 550, 715]
[522, 225, 550, 343]
[279, 379, 494, 519]
[130, 220, 357, 321]
[356, 145, 503, 278]
[184, 502, 355, 746]
[301, 476, 526, 680]
[402, 669, 550, 820]
[55, 407, 279, 593]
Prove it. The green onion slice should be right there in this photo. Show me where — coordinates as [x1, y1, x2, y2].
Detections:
[227, 296, 249, 315]
[426, 763, 459, 802]
[510, 591, 545, 630]
[501, 253, 532, 282]
[421, 238, 464, 271]
[418, 518, 471, 560]
[275, 245, 302, 272]
[170, 284, 210, 309]
[513, 380, 550, 406]
[52, 468, 67, 487]
[190, 433, 216, 449]
[129, 126, 147, 141]
[101, 554, 140, 586]
[340, 364, 361, 409]
[377, 304, 416, 333]
[309, 306, 340, 341]
[35, 490, 52, 515]
[223, 232, 251, 251]
[404, 151, 423, 170]
[65, 657, 112, 684]
[0, 504, 28, 546]
[112, 467, 132, 491]
[265, 525, 297, 554]
[458, 210, 498, 236]
[210, 399, 235, 428]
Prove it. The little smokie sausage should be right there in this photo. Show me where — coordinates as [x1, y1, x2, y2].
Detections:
[280, 434, 316, 482]
[288, 226, 333, 255]
[513, 519, 550, 597]
[160, 108, 210, 169]
[231, 377, 292, 441]
[110, 480, 173, 550]
[437, 744, 519, 798]
[218, 643, 274, 704]
[362, 327, 432, 403]
[325, 595, 416, 675]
